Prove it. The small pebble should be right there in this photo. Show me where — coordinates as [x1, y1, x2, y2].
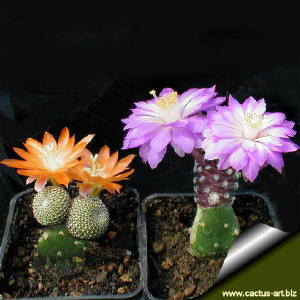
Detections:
[107, 262, 116, 273]
[38, 282, 43, 291]
[119, 273, 133, 283]
[118, 264, 124, 276]
[107, 231, 117, 240]
[161, 261, 171, 270]
[154, 209, 162, 218]
[8, 278, 15, 286]
[28, 268, 35, 275]
[17, 247, 25, 256]
[184, 285, 196, 297]
[123, 255, 131, 266]
[117, 287, 127, 294]
[152, 241, 165, 254]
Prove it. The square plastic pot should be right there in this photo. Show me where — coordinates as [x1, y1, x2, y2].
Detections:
[140, 191, 280, 300]
[0, 188, 143, 300]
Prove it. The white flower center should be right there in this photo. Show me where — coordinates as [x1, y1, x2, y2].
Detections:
[83, 154, 106, 177]
[150, 90, 182, 124]
[40, 143, 65, 171]
[244, 113, 263, 140]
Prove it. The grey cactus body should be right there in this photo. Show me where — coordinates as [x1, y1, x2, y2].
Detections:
[66, 195, 109, 240]
[33, 186, 70, 226]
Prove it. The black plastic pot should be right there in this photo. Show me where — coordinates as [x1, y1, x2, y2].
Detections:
[140, 191, 280, 300]
[0, 188, 143, 300]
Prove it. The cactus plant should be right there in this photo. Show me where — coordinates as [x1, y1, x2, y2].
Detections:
[122, 87, 299, 259]
[37, 225, 91, 272]
[189, 150, 241, 257]
[66, 195, 109, 240]
[32, 186, 70, 226]
[67, 145, 135, 240]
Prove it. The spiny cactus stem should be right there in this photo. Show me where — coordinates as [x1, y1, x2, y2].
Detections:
[191, 148, 240, 208]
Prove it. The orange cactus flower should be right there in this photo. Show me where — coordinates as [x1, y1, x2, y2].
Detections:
[69, 145, 135, 196]
[0, 127, 94, 192]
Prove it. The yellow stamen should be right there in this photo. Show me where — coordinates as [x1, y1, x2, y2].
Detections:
[245, 113, 263, 127]
[156, 91, 178, 109]
[149, 90, 157, 98]
[39, 143, 64, 171]
[83, 154, 106, 177]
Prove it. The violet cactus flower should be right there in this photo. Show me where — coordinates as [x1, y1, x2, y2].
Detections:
[122, 86, 225, 168]
[201, 95, 300, 181]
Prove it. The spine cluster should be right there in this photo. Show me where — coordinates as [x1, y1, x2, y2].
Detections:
[192, 149, 240, 208]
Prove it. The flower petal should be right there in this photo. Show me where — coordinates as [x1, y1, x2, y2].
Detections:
[171, 128, 195, 154]
[58, 127, 70, 150]
[149, 127, 171, 153]
[242, 160, 260, 182]
[227, 148, 249, 171]
[266, 150, 284, 173]
[34, 176, 48, 192]
[43, 131, 57, 148]
[139, 143, 151, 163]
[52, 172, 71, 186]
[186, 116, 207, 133]
[26, 176, 37, 185]
[78, 183, 93, 197]
[147, 147, 167, 169]
[110, 154, 135, 176]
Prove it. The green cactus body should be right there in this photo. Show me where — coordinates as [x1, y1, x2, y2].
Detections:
[189, 204, 239, 258]
[37, 225, 91, 272]
[33, 186, 70, 226]
[66, 195, 109, 240]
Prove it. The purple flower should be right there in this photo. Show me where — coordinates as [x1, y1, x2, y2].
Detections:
[202, 95, 299, 182]
[122, 86, 225, 168]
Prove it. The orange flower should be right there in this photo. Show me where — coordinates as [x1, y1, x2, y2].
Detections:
[69, 145, 135, 196]
[0, 127, 94, 192]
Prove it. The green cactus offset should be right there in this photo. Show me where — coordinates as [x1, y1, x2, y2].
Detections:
[189, 204, 239, 258]
[32, 186, 70, 226]
[66, 195, 109, 240]
[37, 225, 91, 273]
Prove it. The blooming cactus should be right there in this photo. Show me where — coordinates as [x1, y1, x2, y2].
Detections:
[122, 86, 225, 168]
[69, 145, 135, 196]
[201, 95, 299, 181]
[0, 127, 94, 191]
[122, 86, 299, 259]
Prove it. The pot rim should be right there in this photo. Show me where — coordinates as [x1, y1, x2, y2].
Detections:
[140, 191, 280, 300]
[0, 188, 143, 300]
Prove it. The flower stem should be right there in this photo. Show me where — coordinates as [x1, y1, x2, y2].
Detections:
[89, 186, 103, 197]
[49, 177, 60, 187]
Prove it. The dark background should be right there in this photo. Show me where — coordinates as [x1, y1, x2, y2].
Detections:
[1, 7, 300, 238]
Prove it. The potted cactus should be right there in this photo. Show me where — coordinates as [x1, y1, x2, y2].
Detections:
[122, 87, 299, 299]
[0, 127, 142, 298]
